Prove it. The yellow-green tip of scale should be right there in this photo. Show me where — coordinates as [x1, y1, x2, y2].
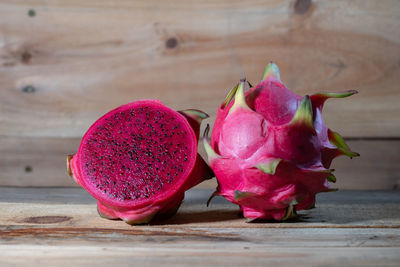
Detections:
[178, 109, 209, 124]
[262, 62, 281, 81]
[228, 79, 250, 115]
[202, 124, 220, 163]
[328, 130, 360, 158]
[222, 83, 239, 108]
[255, 158, 282, 175]
[281, 204, 297, 221]
[290, 95, 314, 128]
[234, 190, 257, 202]
[313, 90, 358, 99]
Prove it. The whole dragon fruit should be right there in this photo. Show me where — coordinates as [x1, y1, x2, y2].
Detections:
[203, 62, 359, 221]
[67, 100, 212, 224]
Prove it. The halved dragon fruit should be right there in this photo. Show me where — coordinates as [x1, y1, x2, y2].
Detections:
[67, 100, 212, 224]
[203, 62, 359, 221]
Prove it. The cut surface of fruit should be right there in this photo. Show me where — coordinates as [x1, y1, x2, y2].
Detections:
[68, 100, 211, 224]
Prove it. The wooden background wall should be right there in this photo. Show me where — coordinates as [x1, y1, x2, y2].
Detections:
[0, 0, 399, 190]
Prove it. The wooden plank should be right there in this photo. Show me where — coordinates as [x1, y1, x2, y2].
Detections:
[0, 188, 399, 228]
[0, 136, 79, 187]
[331, 139, 400, 190]
[0, 0, 399, 138]
[0, 246, 399, 267]
[0, 136, 399, 190]
[0, 188, 399, 266]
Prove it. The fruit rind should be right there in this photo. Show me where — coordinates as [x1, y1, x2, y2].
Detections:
[206, 62, 359, 222]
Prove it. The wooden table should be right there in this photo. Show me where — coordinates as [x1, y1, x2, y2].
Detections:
[0, 187, 399, 266]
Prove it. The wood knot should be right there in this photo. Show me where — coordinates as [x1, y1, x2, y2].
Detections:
[165, 37, 178, 49]
[24, 165, 33, 173]
[294, 0, 312, 15]
[21, 51, 32, 63]
[22, 216, 72, 224]
[28, 9, 36, 17]
[21, 85, 36, 93]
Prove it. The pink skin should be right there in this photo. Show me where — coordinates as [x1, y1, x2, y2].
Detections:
[207, 63, 358, 221]
[218, 109, 267, 159]
[68, 100, 212, 224]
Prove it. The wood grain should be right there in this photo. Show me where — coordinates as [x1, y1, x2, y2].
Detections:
[0, 188, 399, 266]
[0, 0, 399, 138]
[1, 246, 398, 267]
[0, 136, 79, 187]
[0, 2, 399, 264]
[0, 187, 399, 227]
[0, 136, 398, 190]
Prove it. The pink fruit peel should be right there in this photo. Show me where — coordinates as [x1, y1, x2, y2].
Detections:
[203, 62, 359, 221]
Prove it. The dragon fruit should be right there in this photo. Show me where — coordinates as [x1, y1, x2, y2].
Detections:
[67, 100, 212, 224]
[203, 62, 359, 221]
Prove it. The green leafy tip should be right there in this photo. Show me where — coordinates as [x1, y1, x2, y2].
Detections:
[254, 158, 282, 175]
[246, 217, 257, 223]
[328, 130, 360, 158]
[222, 81, 253, 108]
[262, 62, 281, 81]
[202, 124, 220, 162]
[234, 190, 257, 202]
[291, 95, 314, 128]
[222, 83, 239, 108]
[228, 79, 250, 115]
[327, 173, 337, 183]
[281, 204, 297, 221]
[66, 155, 73, 177]
[124, 216, 153, 225]
[306, 167, 334, 174]
[318, 168, 335, 173]
[313, 90, 358, 99]
[178, 109, 209, 124]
